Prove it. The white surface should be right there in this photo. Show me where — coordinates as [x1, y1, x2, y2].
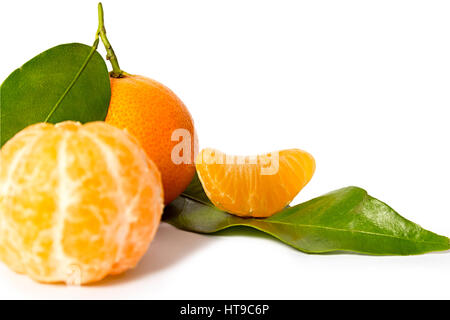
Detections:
[1, 0, 449, 299]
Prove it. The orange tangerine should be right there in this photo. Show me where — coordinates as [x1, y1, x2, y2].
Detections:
[195, 148, 315, 217]
[106, 75, 197, 205]
[0, 121, 164, 284]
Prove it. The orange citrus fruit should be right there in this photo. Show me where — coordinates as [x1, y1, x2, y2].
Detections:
[0, 121, 164, 284]
[105, 75, 197, 205]
[195, 148, 316, 217]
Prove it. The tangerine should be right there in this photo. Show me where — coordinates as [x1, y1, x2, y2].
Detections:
[0, 121, 164, 284]
[106, 75, 197, 205]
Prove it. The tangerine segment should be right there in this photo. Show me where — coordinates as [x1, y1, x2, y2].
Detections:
[196, 148, 315, 218]
[0, 121, 164, 284]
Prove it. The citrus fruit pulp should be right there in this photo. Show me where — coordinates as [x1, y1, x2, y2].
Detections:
[0, 121, 164, 284]
[195, 148, 315, 217]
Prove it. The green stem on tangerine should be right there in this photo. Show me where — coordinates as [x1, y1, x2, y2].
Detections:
[97, 2, 124, 78]
[44, 38, 100, 122]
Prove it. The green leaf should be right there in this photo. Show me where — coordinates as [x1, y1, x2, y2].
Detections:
[164, 174, 450, 255]
[0, 43, 111, 146]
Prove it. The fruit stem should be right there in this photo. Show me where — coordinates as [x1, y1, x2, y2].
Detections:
[96, 2, 124, 78]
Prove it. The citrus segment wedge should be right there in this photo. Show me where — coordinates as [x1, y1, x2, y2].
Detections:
[195, 148, 315, 217]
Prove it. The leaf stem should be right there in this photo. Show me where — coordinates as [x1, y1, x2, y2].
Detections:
[44, 38, 100, 122]
[97, 2, 124, 78]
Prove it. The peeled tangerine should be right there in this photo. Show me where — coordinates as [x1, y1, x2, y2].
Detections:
[196, 148, 316, 218]
[0, 121, 164, 285]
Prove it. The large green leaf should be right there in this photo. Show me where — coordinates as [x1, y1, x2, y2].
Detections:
[0, 43, 110, 146]
[164, 174, 450, 255]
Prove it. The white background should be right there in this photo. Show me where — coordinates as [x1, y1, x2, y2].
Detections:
[1, 0, 449, 299]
